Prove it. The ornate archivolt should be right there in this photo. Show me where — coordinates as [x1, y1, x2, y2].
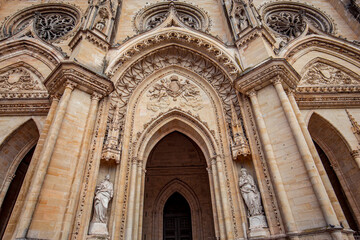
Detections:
[106, 28, 241, 79]
[108, 65, 242, 238]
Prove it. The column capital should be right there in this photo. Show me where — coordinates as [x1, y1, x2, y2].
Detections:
[246, 89, 257, 98]
[44, 62, 114, 97]
[65, 80, 77, 90]
[91, 92, 103, 101]
[234, 58, 300, 94]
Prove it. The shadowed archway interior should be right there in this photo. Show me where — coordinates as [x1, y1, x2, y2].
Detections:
[142, 131, 215, 240]
[163, 192, 192, 240]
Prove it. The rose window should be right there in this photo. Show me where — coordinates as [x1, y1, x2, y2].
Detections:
[266, 11, 306, 38]
[35, 13, 76, 41]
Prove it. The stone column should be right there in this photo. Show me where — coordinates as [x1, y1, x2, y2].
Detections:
[248, 90, 299, 237]
[273, 80, 341, 239]
[0, 95, 59, 209]
[14, 81, 76, 239]
[207, 166, 220, 238]
[210, 158, 226, 239]
[125, 157, 139, 240]
[132, 160, 144, 239]
[351, 150, 360, 169]
[59, 92, 102, 240]
[137, 168, 146, 240]
[215, 156, 235, 240]
[287, 91, 350, 229]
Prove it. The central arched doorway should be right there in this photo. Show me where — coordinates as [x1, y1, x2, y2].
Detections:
[163, 192, 192, 240]
[142, 131, 215, 240]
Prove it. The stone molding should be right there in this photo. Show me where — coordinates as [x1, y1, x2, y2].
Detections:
[44, 62, 114, 97]
[236, 26, 276, 49]
[69, 29, 111, 51]
[106, 28, 241, 79]
[234, 58, 301, 94]
[0, 99, 50, 116]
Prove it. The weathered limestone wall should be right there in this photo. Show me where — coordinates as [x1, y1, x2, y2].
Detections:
[27, 89, 91, 239]
[257, 85, 327, 231]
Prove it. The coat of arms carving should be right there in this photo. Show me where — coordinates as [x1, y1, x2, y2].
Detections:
[147, 75, 203, 112]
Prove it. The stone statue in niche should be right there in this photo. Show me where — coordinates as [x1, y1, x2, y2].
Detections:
[239, 168, 263, 216]
[94, 8, 109, 32]
[234, 5, 249, 33]
[89, 174, 113, 235]
[239, 168, 268, 237]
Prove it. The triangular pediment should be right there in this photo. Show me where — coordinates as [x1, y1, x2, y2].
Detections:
[299, 61, 360, 86]
[0, 62, 48, 98]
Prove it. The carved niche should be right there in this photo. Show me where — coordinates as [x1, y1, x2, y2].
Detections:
[0, 3, 80, 42]
[300, 62, 360, 86]
[229, 0, 250, 36]
[147, 75, 203, 112]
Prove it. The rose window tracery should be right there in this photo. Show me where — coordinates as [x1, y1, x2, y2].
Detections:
[262, 2, 334, 40]
[34, 13, 76, 41]
[134, 2, 210, 32]
[1, 3, 80, 42]
[266, 11, 306, 38]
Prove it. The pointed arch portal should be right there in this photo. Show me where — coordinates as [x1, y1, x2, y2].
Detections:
[142, 131, 215, 240]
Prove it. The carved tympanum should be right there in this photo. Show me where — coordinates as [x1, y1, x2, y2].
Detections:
[0, 67, 42, 91]
[300, 62, 359, 85]
[147, 75, 203, 112]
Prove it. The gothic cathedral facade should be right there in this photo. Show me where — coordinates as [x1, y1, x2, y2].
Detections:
[0, 0, 359, 239]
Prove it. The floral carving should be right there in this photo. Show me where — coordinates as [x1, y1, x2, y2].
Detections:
[177, 12, 200, 29]
[300, 62, 359, 85]
[266, 11, 306, 39]
[0, 67, 42, 91]
[34, 12, 76, 41]
[147, 75, 203, 112]
[114, 46, 239, 124]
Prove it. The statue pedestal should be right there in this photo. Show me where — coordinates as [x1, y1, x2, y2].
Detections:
[88, 222, 109, 236]
[248, 215, 269, 238]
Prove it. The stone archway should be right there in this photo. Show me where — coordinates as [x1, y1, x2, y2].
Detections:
[142, 131, 215, 240]
[308, 113, 360, 229]
[0, 119, 39, 238]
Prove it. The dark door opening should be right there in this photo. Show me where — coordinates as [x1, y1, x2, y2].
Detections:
[163, 192, 192, 240]
[0, 145, 35, 238]
[314, 141, 359, 232]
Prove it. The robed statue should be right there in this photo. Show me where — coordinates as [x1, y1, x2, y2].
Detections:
[92, 174, 113, 223]
[239, 168, 263, 216]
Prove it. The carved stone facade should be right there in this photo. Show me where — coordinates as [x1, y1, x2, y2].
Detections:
[0, 0, 359, 240]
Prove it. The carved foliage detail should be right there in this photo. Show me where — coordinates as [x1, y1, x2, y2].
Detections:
[147, 75, 203, 112]
[115, 46, 238, 124]
[300, 62, 359, 85]
[0, 67, 43, 91]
